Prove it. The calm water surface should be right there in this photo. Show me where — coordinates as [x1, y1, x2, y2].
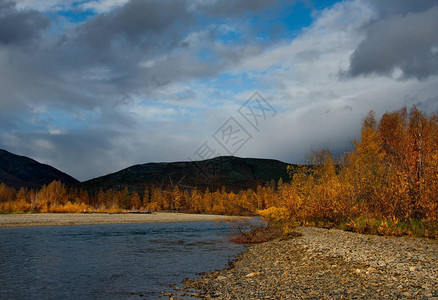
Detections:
[0, 221, 243, 299]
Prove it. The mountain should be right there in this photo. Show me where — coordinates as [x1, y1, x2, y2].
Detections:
[0, 149, 79, 189]
[82, 156, 292, 193]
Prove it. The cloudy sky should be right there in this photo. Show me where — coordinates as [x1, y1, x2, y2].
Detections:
[1, 0, 437, 181]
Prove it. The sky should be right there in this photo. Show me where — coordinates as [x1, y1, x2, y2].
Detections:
[1, 0, 438, 181]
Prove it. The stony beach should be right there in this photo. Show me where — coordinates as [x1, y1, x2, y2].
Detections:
[0, 212, 246, 228]
[167, 227, 438, 299]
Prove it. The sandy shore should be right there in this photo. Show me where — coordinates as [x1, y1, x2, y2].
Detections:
[0, 212, 248, 228]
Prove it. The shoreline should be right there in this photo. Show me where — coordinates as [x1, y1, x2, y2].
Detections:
[167, 226, 438, 299]
[0, 212, 249, 228]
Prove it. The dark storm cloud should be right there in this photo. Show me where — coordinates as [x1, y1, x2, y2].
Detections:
[345, 0, 438, 80]
[0, 0, 283, 117]
[76, 0, 193, 53]
[73, 0, 283, 56]
[0, 0, 195, 116]
[0, 0, 50, 45]
[0, 0, 284, 110]
[367, 0, 438, 17]
[51, 0, 281, 96]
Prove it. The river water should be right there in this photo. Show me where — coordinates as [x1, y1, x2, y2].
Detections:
[0, 221, 243, 299]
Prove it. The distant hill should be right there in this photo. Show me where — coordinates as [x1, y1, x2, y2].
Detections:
[0, 149, 79, 189]
[82, 156, 292, 193]
[0, 150, 293, 192]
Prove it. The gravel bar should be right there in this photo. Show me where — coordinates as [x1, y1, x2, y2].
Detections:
[0, 212, 247, 228]
[166, 227, 438, 299]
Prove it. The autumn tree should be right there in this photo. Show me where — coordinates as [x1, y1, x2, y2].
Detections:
[345, 111, 387, 217]
[142, 188, 150, 209]
[0, 183, 16, 203]
[36, 180, 68, 211]
[96, 188, 105, 208]
[130, 191, 141, 210]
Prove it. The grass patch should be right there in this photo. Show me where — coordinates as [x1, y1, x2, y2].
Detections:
[339, 217, 438, 239]
[278, 217, 438, 239]
[229, 220, 301, 244]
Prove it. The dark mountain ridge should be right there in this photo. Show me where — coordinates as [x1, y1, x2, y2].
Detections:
[81, 156, 291, 193]
[0, 149, 79, 189]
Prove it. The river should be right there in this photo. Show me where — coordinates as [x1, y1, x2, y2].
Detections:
[0, 221, 243, 299]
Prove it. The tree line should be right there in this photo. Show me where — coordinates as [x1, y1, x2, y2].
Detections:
[0, 179, 268, 215]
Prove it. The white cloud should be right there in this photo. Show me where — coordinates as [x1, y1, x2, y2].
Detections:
[79, 0, 129, 13]
[128, 105, 178, 121]
[13, 0, 77, 11]
[12, 0, 128, 12]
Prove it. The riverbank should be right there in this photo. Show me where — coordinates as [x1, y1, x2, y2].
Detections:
[168, 226, 438, 299]
[0, 212, 248, 228]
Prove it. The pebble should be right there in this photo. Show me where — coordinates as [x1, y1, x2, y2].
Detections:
[378, 261, 387, 267]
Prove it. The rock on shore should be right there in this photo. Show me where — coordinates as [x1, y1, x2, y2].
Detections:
[167, 227, 438, 299]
